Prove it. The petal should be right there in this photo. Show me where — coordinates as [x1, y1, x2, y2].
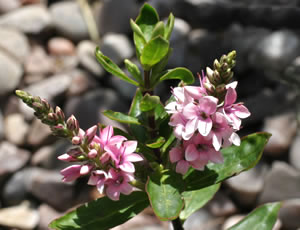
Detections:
[120, 183, 133, 195]
[184, 86, 204, 100]
[119, 162, 135, 173]
[230, 132, 241, 146]
[123, 141, 138, 155]
[106, 186, 120, 201]
[183, 118, 198, 140]
[226, 81, 237, 89]
[176, 160, 190, 175]
[199, 96, 218, 115]
[182, 103, 198, 118]
[233, 104, 251, 118]
[109, 135, 127, 146]
[96, 180, 105, 194]
[104, 145, 119, 162]
[170, 147, 183, 163]
[208, 149, 223, 164]
[185, 144, 199, 161]
[100, 126, 114, 144]
[212, 133, 222, 151]
[190, 158, 207, 171]
[87, 173, 98, 185]
[125, 153, 143, 162]
[174, 124, 184, 139]
[224, 87, 237, 106]
[80, 164, 92, 175]
[198, 117, 212, 136]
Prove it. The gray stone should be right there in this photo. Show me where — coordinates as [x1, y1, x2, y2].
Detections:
[249, 30, 300, 73]
[38, 204, 61, 230]
[0, 0, 21, 14]
[110, 74, 137, 100]
[0, 50, 23, 96]
[101, 33, 134, 65]
[50, 1, 89, 41]
[207, 192, 237, 217]
[51, 55, 79, 74]
[183, 208, 220, 230]
[279, 199, 300, 230]
[289, 132, 300, 170]
[225, 163, 268, 206]
[0, 201, 39, 230]
[27, 118, 53, 146]
[4, 113, 29, 145]
[0, 141, 30, 183]
[168, 18, 191, 67]
[30, 168, 74, 211]
[64, 89, 127, 130]
[0, 4, 51, 34]
[259, 161, 300, 203]
[222, 215, 245, 230]
[97, 0, 139, 35]
[77, 40, 104, 77]
[25, 45, 54, 75]
[263, 112, 297, 156]
[0, 27, 30, 63]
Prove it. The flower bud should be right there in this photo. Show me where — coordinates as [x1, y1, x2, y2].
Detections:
[80, 164, 93, 175]
[58, 153, 77, 162]
[88, 149, 98, 158]
[55, 106, 65, 121]
[67, 147, 82, 157]
[61, 165, 82, 182]
[84, 125, 97, 144]
[72, 136, 82, 145]
[48, 113, 58, 122]
[67, 115, 79, 133]
[41, 99, 51, 111]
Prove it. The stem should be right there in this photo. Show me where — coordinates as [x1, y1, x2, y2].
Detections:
[172, 217, 184, 230]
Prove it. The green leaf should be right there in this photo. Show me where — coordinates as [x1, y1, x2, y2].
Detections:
[151, 48, 172, 85]
[151, 21, 165, 39]
[146, 136, 165, 148]
[49, 191, 149, 230]
[141, 36, 169, 70]
[160, 132, 176, 154]
[130, 19, 147, 58]
[140, 94, 160, 112]
[146, 171, 184, 221]
[103, 110, 141, 125]
[183, 132, 271, 191]
[136, 3, 159, 41]
[129, 88, 143, 118]
[124, 59, 143, 85]
[157, 67, 195, 86]
[180, 184, 220, 220]
[95, 48, 138, 86]
[229, 202, 281, 230]
[164, 13, 175, 40]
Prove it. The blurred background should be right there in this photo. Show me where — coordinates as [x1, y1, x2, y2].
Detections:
[0, 0, 300, 229]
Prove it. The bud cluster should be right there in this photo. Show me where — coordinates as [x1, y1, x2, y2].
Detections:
[165, 52, 250, 175]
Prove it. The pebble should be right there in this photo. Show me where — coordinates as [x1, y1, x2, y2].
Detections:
[4, 113, 29, 145]
[289, 132, 300, 170]
[0, 27, 30, 63]
[0, 141, 30, 183]
[0, 0, 21, 14]
[50, 1, 89, 41]
[0, 4, 52, 34]
[26, 118, 53, 146]
[279, 199, 300, 230]
[225, 163, 268, 206]
[207, 192, 237, 217]
[97, 0, 139, 35]
[259, 161, 300, 203]
[100, 33, 134, 65]
[110, 73, 137, 100]
[48, 37, 75, 56]
[249, 30, 300, 73]
[263, 112, 297, 156]
[38, 204, 61, 230]
[77, 40, 104, 77]
[222, 215, 245, 230]
[25, 45, 53, 75]
[0, 201, 39, 230]
[0, 50, 23, 96]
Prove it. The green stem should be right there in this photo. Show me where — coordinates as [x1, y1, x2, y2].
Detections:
[172, 217, 184, 230]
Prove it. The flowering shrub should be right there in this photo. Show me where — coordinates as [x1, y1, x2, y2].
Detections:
[16, 4, 281, 230]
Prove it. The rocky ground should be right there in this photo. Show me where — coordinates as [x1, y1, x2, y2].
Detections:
[0, 0, 300, 229]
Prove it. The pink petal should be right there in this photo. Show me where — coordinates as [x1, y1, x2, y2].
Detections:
[123, 141, 138, 155]
[173, 87, 185, 102]
[212, 133, 222, 151]
[226, 81, 238, 89]
[120, 183, 133, 195]
[199, 96, 218, 115]
[60, 165, 81, 182]
[106, 186, 120, 201]
[176, 160, 190, 175]
[225, 87, 237, 106]
[183, 103, 198, 119]
[230, 132, 241, 146]
[170, 147, 183, 163]
[185, 144, 199, 161]
[174, 124, 184, 139]
[104, 145, 119, 162]
[190, 158, 207, 171]
[183, 118, 198, 140]
[208, 149, 223, 164]
[58, 153, 76, 162]
[109, 135, 127, 146]
[96, 180, 105, 194]
[80, 165, 92, 175]
[184, 86, 204, 100]
[119, 162, 135, 173]
[101, 126, 114, 144]
[198, 117, 212, 136]
[233, 104, 251, 118]
[125, 153, 143, 162]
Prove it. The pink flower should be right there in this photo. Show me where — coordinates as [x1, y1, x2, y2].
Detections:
[60, 165, 82, 182]
[170, 146, 190, 175]
[84, 125, 98, 144]
[88, 170, 108, 194]
[93, 126, 127, 150]
[105, 169, 134, 201]
[105, 141, 143, 173]
[183, 96, 218, 138]
[223, 87, 250, 130]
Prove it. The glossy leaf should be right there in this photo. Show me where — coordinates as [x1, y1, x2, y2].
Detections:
[146, 171, 184, 221]
[136, 3, 159, 41]
[183, 132, 271, 191]
[158, 67, 194, 86]
[164, 13, 175, 40]
[103, 110, 141, 125]
[180, 184, 220, 220]
[124, 59, 143, 84]
[140, 94, 160, 112]
[151, 21, 165, 39]
[49, 192, 149, 230]
[95, 48, 138, 86]
[229, 202, 281, 230]
[129, 89, 143, 118]
[141, 36, 169, 70]
[146, 136, 165, 148]
[151, 48, 173, 85]
[130, 19, 146, 58]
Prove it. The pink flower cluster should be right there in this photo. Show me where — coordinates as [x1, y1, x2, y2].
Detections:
[58, 125, 143, 200]
[166, 75, 250, 175]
